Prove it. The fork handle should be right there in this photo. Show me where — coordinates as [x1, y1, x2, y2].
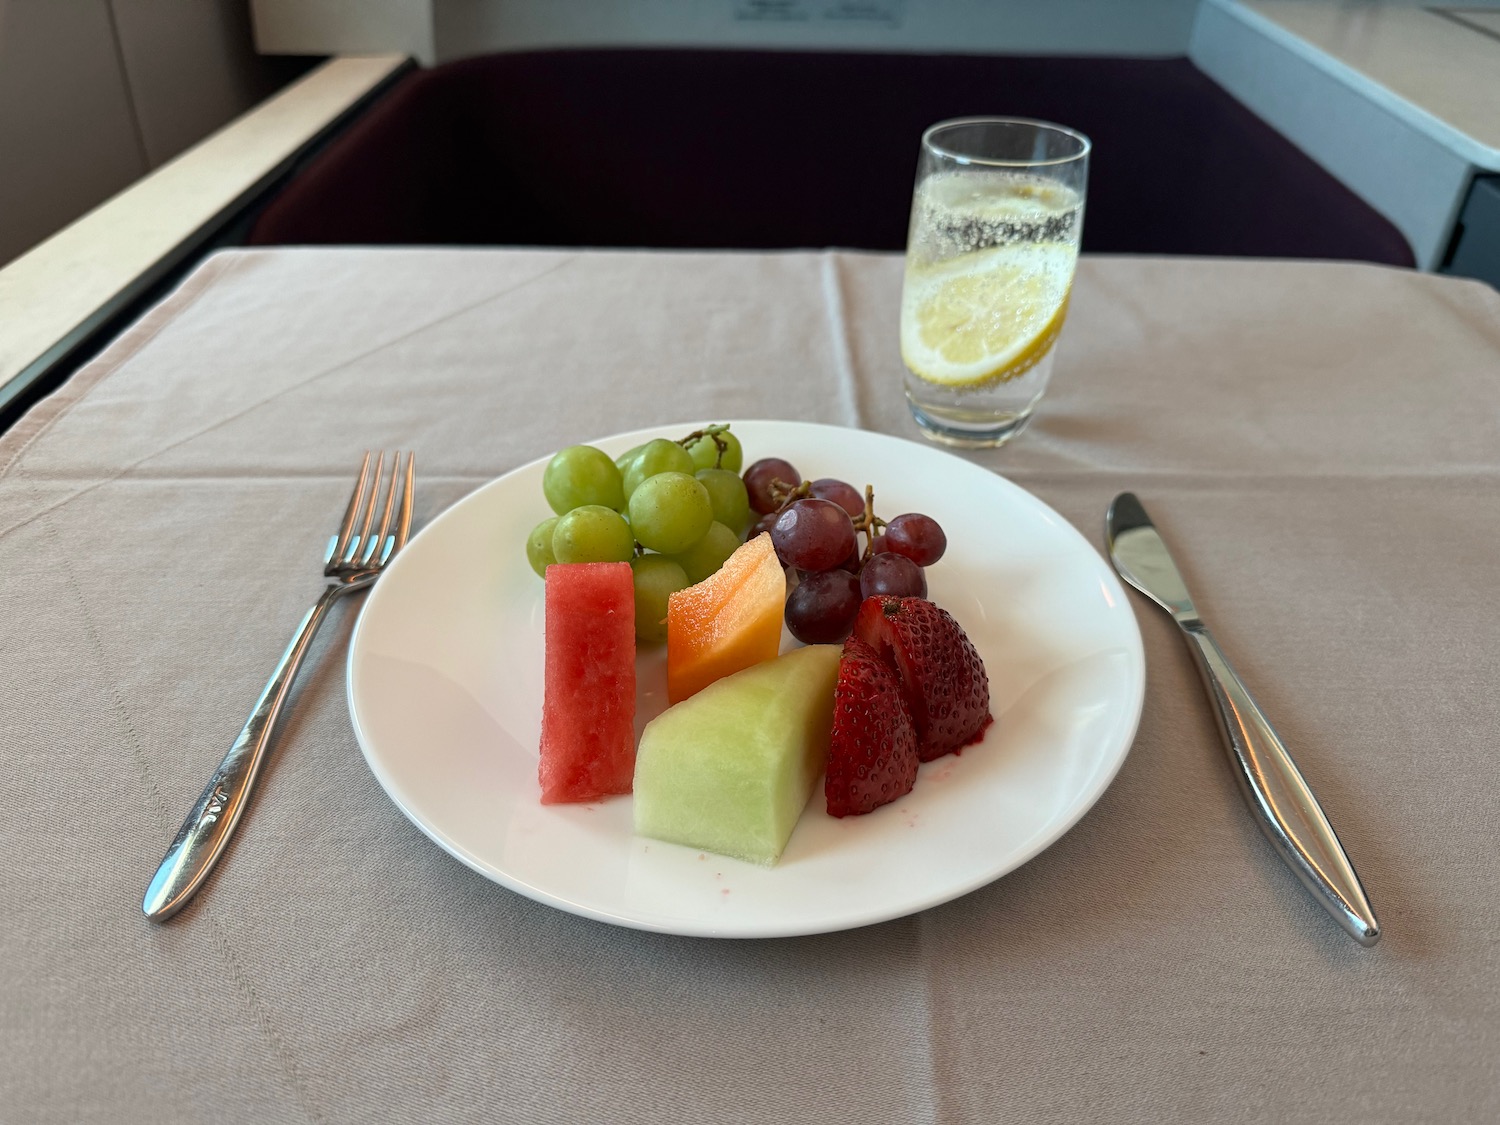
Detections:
[143, 582, 357, 921]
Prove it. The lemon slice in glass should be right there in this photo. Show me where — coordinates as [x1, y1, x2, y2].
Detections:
[900, 244, 1076, 388]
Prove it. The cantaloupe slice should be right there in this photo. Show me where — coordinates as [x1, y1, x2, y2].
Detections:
[666, 532, 785, 703]
[634, 645, 841, 864]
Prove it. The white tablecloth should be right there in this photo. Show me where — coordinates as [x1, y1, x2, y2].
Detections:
[2, 248, 1498, 1123]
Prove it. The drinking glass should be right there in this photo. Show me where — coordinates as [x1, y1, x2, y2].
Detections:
[900, 118, 1090, 448]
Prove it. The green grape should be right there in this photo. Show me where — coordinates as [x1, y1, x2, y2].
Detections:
[695, 468, 751, 533]
[622, 438, 696, 499]
[526, 516, 560, 578]
[614, 443, 646, 477]
[686, 428, 743, 473]
[627, 472, 713, 554]
[671, 521, 741, 584]
[543, 445, 625, 515]
[551, 505, 634, 564]
[630, 555, 690, 644]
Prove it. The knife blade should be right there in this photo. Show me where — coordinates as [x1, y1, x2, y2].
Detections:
[1106, 492, 1379, 947]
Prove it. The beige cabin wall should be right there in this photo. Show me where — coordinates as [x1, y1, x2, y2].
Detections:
[0, 0, 314, 267]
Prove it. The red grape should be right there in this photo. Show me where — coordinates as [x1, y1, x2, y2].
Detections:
[748, 510, 779, 541]
[808, 478, 865, 518]
[784, 569, 861, 643]
[771, 499, 856, 572]
[860, 552, 927, 599]
[868, 533, 891, 555]
[743, 458, 800, 514]
[884, 513, 946, 566]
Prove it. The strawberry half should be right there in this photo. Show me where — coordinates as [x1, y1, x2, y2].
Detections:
[826, 639, 920, 817]
[853, 596, 992, 761]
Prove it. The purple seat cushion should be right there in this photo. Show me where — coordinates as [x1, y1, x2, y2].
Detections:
[247, 50, 1413, 266]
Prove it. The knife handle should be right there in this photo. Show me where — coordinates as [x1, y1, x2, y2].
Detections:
[1180, 623, 1379, 946]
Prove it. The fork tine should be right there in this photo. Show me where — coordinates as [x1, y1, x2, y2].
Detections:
[330, 452, 373, 566]
[361, 451, 401, 568]
[389, 452, 415, 562]
[343, 451, 385, 567]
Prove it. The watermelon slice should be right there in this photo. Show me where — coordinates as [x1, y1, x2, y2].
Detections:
[539, 562, 636, 804]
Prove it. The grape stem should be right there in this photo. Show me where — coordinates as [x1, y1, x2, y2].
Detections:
[768, 478, 811, 509]
[853, 484, 886, 562]
[675, 424, 731, 469]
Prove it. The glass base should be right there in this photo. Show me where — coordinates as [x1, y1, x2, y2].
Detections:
[907, 399, 1035, 449]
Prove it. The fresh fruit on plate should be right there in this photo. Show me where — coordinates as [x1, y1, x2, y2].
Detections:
[808, 477, 865, 518]
[530, 425, 753, 647]
[859, 551, 926, 600]
[740, 456, 951, 644]
[526, 516, 560, 578]
[685, 427, 743, 473]
[666, 532, 786, 703]
[543, 445, 626, 515]
[551, 504, 634, 565]
[671, 520, 742, 585]
[628, 471, 714, 554]
[771, 498, 856, 572]
[634, 644, 841, 864]
[538, 562, 637, 804]
[826, 638, 920, 817]
[695, 467, 751, 533]
[784, 569, 861, 645]
[882, 512, 947, 567]
[630, 554, 689, 644]
[743, 457, 801, 514]
[622, 438, 697, 500]
[852, 595, 992, 761]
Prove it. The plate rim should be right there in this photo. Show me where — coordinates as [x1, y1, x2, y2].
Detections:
[347, 419, 1146, 937]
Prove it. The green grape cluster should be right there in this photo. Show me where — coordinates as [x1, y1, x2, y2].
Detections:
[527, 425, 752, 643]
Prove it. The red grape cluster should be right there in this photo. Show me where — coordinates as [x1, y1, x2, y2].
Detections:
[741, 458, 948, 644]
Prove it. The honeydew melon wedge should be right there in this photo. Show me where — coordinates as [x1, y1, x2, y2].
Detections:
[633, 644, 841, 865]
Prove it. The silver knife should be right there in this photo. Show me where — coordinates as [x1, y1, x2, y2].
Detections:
[1105, 492, 1379, 946]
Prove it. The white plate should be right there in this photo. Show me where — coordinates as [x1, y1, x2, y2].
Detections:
[347, 420, 1144, 938]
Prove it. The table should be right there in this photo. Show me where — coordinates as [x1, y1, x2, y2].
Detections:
[3, 248, 1498, 1123]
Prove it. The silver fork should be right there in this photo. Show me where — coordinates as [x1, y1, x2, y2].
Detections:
[143, 452, 415, 921]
